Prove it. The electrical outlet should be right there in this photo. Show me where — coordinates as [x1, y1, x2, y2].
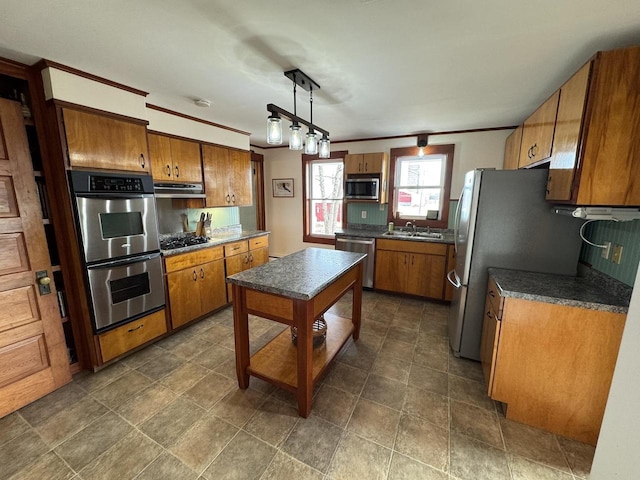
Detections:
[379, 204, 384, 211]
[361, 210, 367, 219]
[612, 244, 623, 264]
[601, 241, 612, 259]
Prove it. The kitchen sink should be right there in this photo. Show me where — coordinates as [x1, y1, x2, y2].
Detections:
[382, 230, 443, 239]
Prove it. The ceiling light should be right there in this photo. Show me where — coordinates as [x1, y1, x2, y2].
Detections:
[194, 98, 211, 108]
[318, 134, 331, 158]
[266, 69, 330, 155]
[417, 134, 429, 158]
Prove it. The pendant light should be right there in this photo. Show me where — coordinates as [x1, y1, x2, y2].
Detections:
[318, 134, 331, 158]
[266, 112, 282, 145]
[304, 88, 318, 154]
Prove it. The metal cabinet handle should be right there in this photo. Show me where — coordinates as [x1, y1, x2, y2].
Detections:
[531, 143, 537, 157]
[140, 154, 146, 168]
[200, 268, 204, 279]
[166, 164, 171, 177]
[128, 324, 144, 332]
[488, 290, 495, 298]
[404, 254, 407, 265]
[175, 165, 180, 178]
[244, 255, 250, 264]
[364, 162, 368, 172]
[193, 270, 197, 281]
[446, 269, 462, 288]
[486, 310, 492, 318]
[226, 194, 231, 203]
[231, 194, 236, 204]
[411, 255, 414, 266]
[249, 254, 254, 263]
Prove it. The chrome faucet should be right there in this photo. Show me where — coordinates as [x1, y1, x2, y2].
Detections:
[405, 221, 417, 233]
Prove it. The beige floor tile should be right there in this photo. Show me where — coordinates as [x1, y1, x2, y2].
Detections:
[36, 397, 108, 447]
[191, 344, 235, 370]
[509, 453, 574, 480]
[261, 451, 324, 480]
[139, 397, 205, 448]
[201, 430, 276, 480]
[134, 352, 184, 381]
[164, 336, 212, 360]
[210, 388, 267, 427]
[91, 370, 153, 408]
[416, 331, 449, 352]
[347, 398, 400, 448]
[325, 362, 368, 394]
[0, 430, 49, 479]
[360, 318, 389, 337]
[134, 452, 197, 480]
[198, 324, 235, 345]
[170, 413, 238, 473]
[403, 385, 449, 428]
[79, 430, 163, 480]
[73, 362, 131, 393]
[450, 432, 510, 480]
[361, 374, 407, 410]
[419, 320, 448, 336]
[54, 412, 132, 472]
[154, 328, 195, 350]
[371, 354, 412, 384]
[0, 412, 31, 446]
[181, 372, 235, 410]
[408, 363, 449, 396]
[413, 345, 448, 372]
[395, 413, 449, 471]
[386, 325, 419, 344]
[379, 338, 415, 363]
[500, 418, 571, 472]
[387, 452, 448, 480]
[311, 384, 357, 428]
[281, 416, 343, 472]
[556, 435, 595, 478]
[119, 344, 164, 369]
[448, 374, 495, 411]
[18, 382, 88, 425]
[243, 398, 299, 447]
[159, 362, 209, 394]
[115, 384, 177, 425]
[7, 451, 74, 480]
[337, 341, 379, 371]
[448, 355, 484, 381]
[327, 431, 392, 480]
[450, 399, 503, 449]
[390, 315, 421, 332]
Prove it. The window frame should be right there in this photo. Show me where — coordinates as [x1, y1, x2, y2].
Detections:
[387, 144, 455, 229]
[302, 150, 348, 245]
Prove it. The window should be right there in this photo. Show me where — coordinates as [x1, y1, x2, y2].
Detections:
[388, 144, 454, 228]
[302, 151, 348, 244]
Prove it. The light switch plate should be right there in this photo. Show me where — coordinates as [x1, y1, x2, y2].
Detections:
[601, 241, 611, 259]
[361, 210, 367, 219]
[612, 244, 623, 264]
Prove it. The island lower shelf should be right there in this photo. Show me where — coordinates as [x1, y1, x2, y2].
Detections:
[248, 312, 353, 390]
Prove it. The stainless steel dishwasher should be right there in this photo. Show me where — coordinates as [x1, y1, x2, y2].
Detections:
[335, 236, 375, 288]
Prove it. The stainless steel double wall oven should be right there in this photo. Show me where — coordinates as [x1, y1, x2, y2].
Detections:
[70, 171, 165, 333]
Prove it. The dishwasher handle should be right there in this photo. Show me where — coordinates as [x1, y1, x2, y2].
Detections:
[336, 238, 375, 246]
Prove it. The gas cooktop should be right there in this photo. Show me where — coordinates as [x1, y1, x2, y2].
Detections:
[160, 236, 209, 250]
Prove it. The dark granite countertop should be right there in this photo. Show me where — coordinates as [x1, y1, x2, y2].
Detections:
[160, 229, 270, 257]
[335, 226, 454, 244]
[226, 248, 367, 300]
[488, 267, 629, 314]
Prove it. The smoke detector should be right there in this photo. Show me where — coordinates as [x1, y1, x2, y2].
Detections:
[194, 98, 211, 108]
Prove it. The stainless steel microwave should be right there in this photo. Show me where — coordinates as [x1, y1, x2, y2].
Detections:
[345, 177, 380, 201]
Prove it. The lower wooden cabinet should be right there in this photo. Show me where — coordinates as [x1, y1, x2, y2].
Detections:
[98, 309, 167, 363]
[225, 235, 269, 301]
[374, 239, 448, 299]
[165, 246, 227, 329]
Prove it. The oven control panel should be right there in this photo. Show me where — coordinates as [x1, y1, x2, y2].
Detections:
[90, 176, 144, 193]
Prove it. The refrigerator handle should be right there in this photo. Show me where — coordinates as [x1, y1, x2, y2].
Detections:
[447, 269, 462, 288]
[453, 188, 464, 254]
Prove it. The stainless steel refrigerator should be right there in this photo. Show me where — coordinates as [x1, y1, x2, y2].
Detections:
[447, 169, 583, 361]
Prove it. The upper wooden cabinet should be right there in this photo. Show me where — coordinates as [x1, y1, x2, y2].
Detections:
[546, 47, 640, 205]
[202, 144, 252, 207]
[503, 126, 523, 170]
[62, 108, 149, 172]
[345, 153, 386, 175]
[148, 133, 202, 184]
[518, 91, 559, 168]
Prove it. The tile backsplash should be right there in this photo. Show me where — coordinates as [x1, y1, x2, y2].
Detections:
[346, 200, 459, 229]
[156, 198, 239, 234]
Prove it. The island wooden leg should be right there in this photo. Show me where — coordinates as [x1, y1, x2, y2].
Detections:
[295, 300, 313, 417]
[232, 284, 250, 389]
[352, 262, 363, 340]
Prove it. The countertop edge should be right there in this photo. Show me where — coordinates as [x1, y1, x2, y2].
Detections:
[161, 230, 270, 257]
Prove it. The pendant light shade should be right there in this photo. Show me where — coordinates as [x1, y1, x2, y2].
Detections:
[305, 129, 318, 155]
[266, 113, 282, 145]
[289, 123, 303, 150]
[318, 135, 330, 158]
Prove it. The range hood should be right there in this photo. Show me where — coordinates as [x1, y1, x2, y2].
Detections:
[552, 206, 640, 222]
[154, 182, 206, 199]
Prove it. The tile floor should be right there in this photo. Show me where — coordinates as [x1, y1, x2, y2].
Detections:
[1, 291, 596, 479]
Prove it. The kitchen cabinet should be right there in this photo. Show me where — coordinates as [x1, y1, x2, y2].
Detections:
[374, 238, 447, 299]
[62, 108, 149, 172]
[345, 153, 387, 175]
[97, 309, 167, 362]
[480, 275, 626, 445]
[545, 46, 640, 205]
[165, 246, 227, 329]
[148, 132, 202, 183]
[224, 235, 269, 301]
[518, 91, 559, 168]
[202, 144, 252, 207]
[502, 126, 522, 170]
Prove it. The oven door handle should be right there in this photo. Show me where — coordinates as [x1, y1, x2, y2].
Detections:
[88, 252, 161, 269]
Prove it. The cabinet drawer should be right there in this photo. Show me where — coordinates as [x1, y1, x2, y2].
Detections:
[225, 240, 248, 257]
[164, 246, 224, 273]
[376, 238, 448, 256]
[98, 310, 167, 362]
[486, 276, 504, 319]
[249, 235, 269, 250]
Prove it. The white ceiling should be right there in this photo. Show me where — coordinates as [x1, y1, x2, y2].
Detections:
[1, 0, 640, 147]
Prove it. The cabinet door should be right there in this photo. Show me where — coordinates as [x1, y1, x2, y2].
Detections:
[198, 259, 227, 314]
[406, 253, 446, 299]
[170, 138, 202, 183]
[503, 126, 523, 170]
[480, 296, 501, 395]
[167, 268, 202, 328]
[63, 108, 149, 172]
[0, 99, 71, 417]
[374, 250, 407, 293]
[225, 253, 249, 302]
[518, 91, 560, 168]
[546, 62, 591, 201]
[148, 133, 173, 181]
[363, 153, 384, 174]
[229, 149, 252, 206]
[344, 154, 363, 175]
[203, 144, 231, 207]
[250, 246, 269, 268]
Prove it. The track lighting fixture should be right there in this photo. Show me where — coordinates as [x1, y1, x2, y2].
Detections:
[266, 69, 330, 156]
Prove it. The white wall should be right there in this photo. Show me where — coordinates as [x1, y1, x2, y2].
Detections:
[263, 130, 511, 257]
[590, 265, 640, 479]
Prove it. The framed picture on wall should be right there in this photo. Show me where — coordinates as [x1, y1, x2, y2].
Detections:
[273, 178, 294, 197]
